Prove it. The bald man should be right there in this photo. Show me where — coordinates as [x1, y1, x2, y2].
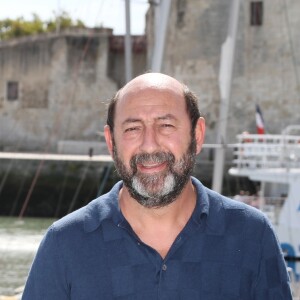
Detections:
[22, 73, 292, 299]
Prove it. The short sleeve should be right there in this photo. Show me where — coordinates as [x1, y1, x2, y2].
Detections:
[252, 218, 293, 299]
[22, 225, 69, 300]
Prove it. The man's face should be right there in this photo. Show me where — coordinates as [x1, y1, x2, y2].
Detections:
[112, 135, 196, 208]
[105, 74, 205, 208]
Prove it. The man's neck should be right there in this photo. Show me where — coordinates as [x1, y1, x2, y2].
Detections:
[118, 179, 196, 258]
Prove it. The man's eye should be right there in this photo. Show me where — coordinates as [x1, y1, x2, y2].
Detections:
[159, 123, 176, 134]
[125, 127, 139, 132]
[161, 124, 174, 128]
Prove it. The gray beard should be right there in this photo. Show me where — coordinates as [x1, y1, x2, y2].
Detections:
[112, 136, 196, 208]
[132, 173, 175, 199]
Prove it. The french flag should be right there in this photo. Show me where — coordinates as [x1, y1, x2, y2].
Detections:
[255, 104, 265, 134]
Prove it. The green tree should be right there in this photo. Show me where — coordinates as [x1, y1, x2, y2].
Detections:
[46, 11, 85, 32]
[0, 12, 86, 41]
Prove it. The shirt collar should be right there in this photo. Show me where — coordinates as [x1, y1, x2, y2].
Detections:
[191, 176, 209, 224]
[84, 181, 123, 232]
[192, 177, 226, 235]
[84, 177, 225, 235]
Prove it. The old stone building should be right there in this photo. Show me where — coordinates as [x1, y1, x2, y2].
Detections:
[147, 0, 300, 144]
[0, 28, 147, 153]
[2, 1, 299, 152]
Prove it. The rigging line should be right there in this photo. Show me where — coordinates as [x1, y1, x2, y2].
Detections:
[67, 161, 90, 214]
[39, 0, 109, 145]
[282, 0, 300, 103]
[17, 117, 61, 218]
[55, 0, 108, 142]
[18, 104, 78, 218]
[19, 159, 45, 219]
[0, 159, 15, 200]
[57, 35, 94, 142]
[9, 165, 28, 216]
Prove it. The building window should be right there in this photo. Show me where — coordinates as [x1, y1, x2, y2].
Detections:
[250, 1, 263, 26]
[176, 0, 187, 28]
[7, 81, 19, 101]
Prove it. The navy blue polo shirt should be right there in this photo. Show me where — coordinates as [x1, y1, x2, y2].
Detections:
[22, 177, 292, 299]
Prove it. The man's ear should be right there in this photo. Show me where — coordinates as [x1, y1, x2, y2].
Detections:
[195, 117, 206, 154]
[104, 125, 114, 157]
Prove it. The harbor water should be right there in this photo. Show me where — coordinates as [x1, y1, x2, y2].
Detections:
[0, 217, 54, 296]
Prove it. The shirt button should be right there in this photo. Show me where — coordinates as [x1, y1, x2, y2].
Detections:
[162, 264, 167, 271]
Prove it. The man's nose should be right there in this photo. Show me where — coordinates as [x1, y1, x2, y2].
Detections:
[139, 127, 160, 153]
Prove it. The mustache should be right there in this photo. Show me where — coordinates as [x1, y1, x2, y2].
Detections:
[130, 152, 175, 171]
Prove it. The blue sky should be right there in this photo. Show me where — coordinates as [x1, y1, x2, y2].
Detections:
[0, 0, 149, 34]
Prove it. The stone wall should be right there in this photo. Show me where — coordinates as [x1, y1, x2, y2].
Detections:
[0, 29, 147, 153]
[146, 0, 300, 144]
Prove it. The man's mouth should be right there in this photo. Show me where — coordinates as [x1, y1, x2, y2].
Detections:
[137, 161, 167, 173]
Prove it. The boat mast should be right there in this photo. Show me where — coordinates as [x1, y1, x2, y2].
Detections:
[150, 0, 171, 72]
[212, 0, 241, 192]
[125, 0, 133, 82]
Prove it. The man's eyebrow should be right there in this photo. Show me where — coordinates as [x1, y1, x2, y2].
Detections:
[156, 114, 177, 121]
[121, 114, 177, 126]
[122, 118, 142, 126]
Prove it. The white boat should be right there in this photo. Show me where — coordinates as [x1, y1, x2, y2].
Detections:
[229, 125, 300, 282]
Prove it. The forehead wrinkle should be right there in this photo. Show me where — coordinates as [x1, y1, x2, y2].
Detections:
[122, 114, 177, 127]
[122, 118, 142, 126]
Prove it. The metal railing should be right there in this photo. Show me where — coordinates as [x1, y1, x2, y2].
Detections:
[232, 133, 300, 169]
